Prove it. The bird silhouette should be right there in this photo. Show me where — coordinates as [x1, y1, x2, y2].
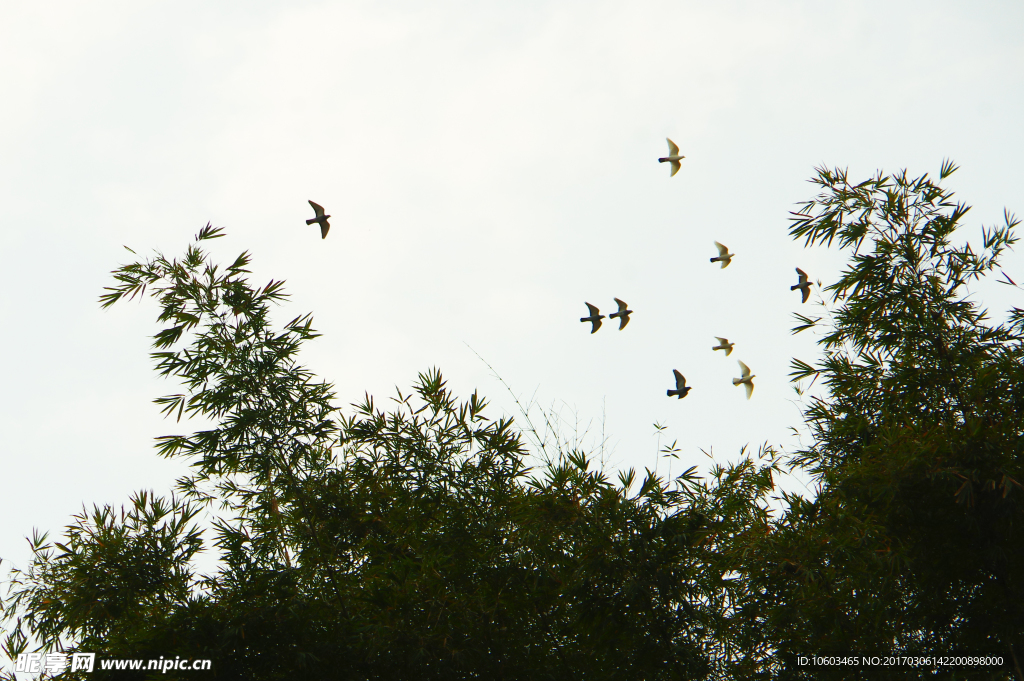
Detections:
[711, 241, 734, 268]
[608, 298, 633, 330]
[580, 303, 604, 334]
[667, 370, 691, 399]
[306, 200, 331, 239]
[658, 138, 685, 177]
[713, 337, 735, 356]
[733, 361, 755, 399]
[791, 268, 811, 303]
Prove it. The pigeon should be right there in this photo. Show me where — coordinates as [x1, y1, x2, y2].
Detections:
[658, 138, 685, 177]
[791, 268, 811, 303]
[667, 370, 691, 399]
[306, 200, 331, 239]
[733, 361, 755, 400]
[608, 298, 633, 330]
[712, 337, 735, 356]
[711, 241, 734, 268]
[580, 303, 604, 334]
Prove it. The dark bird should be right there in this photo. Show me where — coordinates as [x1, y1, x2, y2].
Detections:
[711, 241, 734, 268]
[658, 138, 685, 176]
[306, 200, 331, 239]
[791, 268, 811, 303]
[667, 370, 691, 399]
[608, 298, 633, 330]
[580, 303, 604, 333]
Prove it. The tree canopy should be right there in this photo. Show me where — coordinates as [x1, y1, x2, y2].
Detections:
[3, 162, 1022, 680]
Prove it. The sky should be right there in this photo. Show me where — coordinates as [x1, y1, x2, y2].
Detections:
[2, 0, 1023, 642]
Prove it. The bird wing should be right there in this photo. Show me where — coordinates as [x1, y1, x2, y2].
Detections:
[673, 369, 686, 390]
[614, 298, 628, 313]
[738, 361, 750, 378]
[715, 337, 728, 345]
[309, 200, 325, 217]
[667, 138, 679, 156]
[796, 268, 808, 283]
[715, 241, 728, 257]
[584, 302, 600, 317]
[670, 160, 681, 176]
[801, 286, 810, 303]
[744, 381, 754, 400]
[320, 220, 330, 239]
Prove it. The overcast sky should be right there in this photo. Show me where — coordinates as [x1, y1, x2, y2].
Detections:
[2, 1, 1023, 620]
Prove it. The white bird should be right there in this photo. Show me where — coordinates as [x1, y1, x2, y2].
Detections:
[580, 303, 604, 334]
[667, 370, 691, 399]
[791, 268, 812, 303]
[608, 298, 633, 330]
[658, 138, 685, 177]
[306, 200, 331, 239]
[711, 241, 734, 268]
[733, 361, 755, 400]
[712, 337, 735, 356]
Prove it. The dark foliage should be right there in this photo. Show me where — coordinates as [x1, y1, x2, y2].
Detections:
[2, 225, 771, 680]
[4, 161, 1023, 680]
[728, 163, 1024, 679]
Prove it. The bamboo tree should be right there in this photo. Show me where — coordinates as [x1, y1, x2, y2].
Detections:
[733, 162, 1024, 679]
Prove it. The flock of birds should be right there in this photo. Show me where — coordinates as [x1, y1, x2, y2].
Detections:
[576, 138, 815, 402]
[302, 137, 815, 403]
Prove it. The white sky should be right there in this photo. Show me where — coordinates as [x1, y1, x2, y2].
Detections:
[2, 0, 1023, 612]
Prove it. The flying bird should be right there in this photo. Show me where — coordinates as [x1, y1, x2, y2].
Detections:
[711, 241, 734, 268]
[306, 200, 331, 239]
[713, 337, 735, 356]
[658, 138, 685, 177]
[791, 268, 812, 303]
[608, 298, 633, 330]
[733, 361, 755, 400]
[667, 370, 691, 399]
[580, 303, 604, 334]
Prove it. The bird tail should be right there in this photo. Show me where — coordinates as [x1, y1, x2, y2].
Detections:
[306, 218, 316, 225]
[667, 390, 675, 397]
[732, 378, 742, 386]
[658, 158, 668, 163]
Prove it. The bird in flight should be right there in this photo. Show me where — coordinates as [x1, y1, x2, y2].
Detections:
[711, 241, 734, 268]
[608, 298, 633, 330]
[791, 268, 812, 303]
[712, 337, 735, 356]
[733, 361, 755, 399]
[667, 370, 691, 399]
[658, 138, 685, 177]
[306, 200, 331, 239]
[580, 303, 604, 334]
